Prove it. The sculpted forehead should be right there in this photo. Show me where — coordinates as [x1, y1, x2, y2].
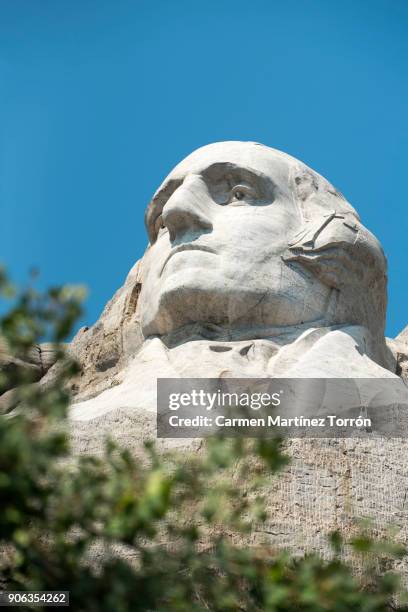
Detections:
[145, 141, 361, 245]
[155, 141, 296, 196]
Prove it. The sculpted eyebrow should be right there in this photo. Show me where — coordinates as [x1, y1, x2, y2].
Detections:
[145, 178, 183, 243]
[201, 163, 275, 192]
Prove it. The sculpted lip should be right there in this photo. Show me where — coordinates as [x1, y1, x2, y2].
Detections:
[160, 244, 216, 275]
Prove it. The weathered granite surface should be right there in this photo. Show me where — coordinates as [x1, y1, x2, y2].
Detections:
[69, 142, 399, 410]
[0, 338, 60, 412]
[389, 327, 408, 381]
[63, 142, 408, 569]
[4, 142, 408, 566]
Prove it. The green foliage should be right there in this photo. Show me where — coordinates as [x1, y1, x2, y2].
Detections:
[0, 267, 407, 611]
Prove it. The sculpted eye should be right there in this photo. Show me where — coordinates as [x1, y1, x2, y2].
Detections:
[229, 184, 254, 203]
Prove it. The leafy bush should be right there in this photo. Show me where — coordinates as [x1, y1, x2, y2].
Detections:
[0, 268, 407, 611]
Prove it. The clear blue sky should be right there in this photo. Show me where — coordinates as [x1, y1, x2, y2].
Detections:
[1, 0, 407, 337]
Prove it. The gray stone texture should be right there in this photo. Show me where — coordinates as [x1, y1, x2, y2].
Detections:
[4, 142, 408, 569]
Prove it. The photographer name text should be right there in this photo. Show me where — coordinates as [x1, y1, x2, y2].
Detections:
[168, 415, 372, 429]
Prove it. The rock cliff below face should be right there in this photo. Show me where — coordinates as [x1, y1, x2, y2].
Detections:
[67, 259, 144, 401]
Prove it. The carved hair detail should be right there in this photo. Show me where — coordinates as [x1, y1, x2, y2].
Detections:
[284, 212, 362, 290]
[284, 163, 387, 344]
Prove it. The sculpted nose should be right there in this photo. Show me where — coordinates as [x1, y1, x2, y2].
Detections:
[162, 174, 213, 242]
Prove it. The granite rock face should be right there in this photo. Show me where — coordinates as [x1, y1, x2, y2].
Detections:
[65, 143, 408, 569]
[67, 259, 144, 401]
[390, 327, 408, 381]
[70, 141, 399, 419]
[0, 338, 60, 412]
[5, 142, 408, 565]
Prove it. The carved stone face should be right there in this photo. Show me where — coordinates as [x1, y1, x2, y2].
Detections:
[140, 142, 332, 339]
